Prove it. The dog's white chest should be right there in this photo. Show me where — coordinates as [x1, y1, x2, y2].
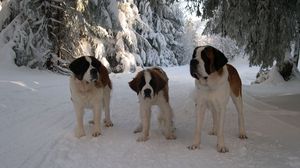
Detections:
[70, 77, 104, 108]
[195, 79, 230, 107]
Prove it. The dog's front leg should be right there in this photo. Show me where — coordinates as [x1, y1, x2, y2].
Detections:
[92, 105, 102, 137]
[216, 108, 228, 153]
[188, 104, 206, 150]
[74, 105, 85, 138]
[137, 105, 151, 142]
[208, 108, 217, 136]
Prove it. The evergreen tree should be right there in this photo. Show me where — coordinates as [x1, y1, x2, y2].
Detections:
[0, 0, 187, 73]
[185, 0, 300, 80]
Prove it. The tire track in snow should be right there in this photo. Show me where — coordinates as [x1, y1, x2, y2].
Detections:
[0, 101, 74, 168]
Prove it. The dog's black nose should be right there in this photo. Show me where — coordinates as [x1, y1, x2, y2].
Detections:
[204, 76, 208, 80]
[90, 68, 98, 81]
[144, 89, 152, 98]
[190, 59, 199, 79]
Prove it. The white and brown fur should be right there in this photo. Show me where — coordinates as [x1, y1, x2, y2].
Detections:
[69, 56, 113, 138]
[129, 67, 176, 142]
[189, 46, 247, 153]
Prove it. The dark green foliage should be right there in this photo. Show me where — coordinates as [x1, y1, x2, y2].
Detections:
[185, 0, 300, 69]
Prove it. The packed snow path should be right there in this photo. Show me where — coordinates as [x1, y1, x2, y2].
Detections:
[0, 66, 300, 168]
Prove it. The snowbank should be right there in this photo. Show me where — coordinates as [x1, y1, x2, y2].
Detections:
[1, 54, 300, 168]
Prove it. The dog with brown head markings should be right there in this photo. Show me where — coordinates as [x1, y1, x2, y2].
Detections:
[129, 67, 176, 142]
[69, 56, 113, 138]
[189, 46, 247, 153]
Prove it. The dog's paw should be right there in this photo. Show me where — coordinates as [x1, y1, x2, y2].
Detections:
[208, 130, 217, 136]
[75, 128, 86, 138]
[239, 134, 248, 139]
[104, 119, 113, 127]
[92, 131, 102, 137]
[166, 133, 177, 140]
[133, 126, 142, 134]
[136, 136, 149, 142]
[92, 127, 102, 137]
[187, 144, 200, 150]
[217, 144, 229, 153]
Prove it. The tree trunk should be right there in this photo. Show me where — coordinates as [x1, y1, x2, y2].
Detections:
[293, 20, 300, 67]
[277, 60, 293, 81]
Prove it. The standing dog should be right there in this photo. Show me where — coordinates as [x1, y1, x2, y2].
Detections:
[69, 56, 113, 138]
[129, 67, 176, 141]
[188, 46, 247, 153]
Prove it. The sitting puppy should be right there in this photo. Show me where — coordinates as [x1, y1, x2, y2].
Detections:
[69, 56, 113, 138]
[129, 67, 176, 141]
[189, 46, 247, 153]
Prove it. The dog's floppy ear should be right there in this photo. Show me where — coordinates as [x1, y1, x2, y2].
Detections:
[212, 47, 228, 71]
[99, 63, 112, 88]
[149, 70, 166, 94]
[129, 71, 144, 94]
[90, 56, 112, 89]
[69, 57, 89, 80]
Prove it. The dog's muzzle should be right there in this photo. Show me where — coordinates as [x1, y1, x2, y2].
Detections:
[143, 89, 152, 99]
[190, 59, 200, 80]
[190, 59, 208, 80]
[90, 68, 98, 82]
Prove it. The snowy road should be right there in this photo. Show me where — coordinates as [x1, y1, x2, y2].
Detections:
[0, 66, 300, 168]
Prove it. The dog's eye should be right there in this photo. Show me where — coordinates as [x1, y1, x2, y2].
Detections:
[149, 79, 155, 90]
[91, 58, 101, 71]
[201, 52, 211, 74]
[139, 76, 146, 91]
[201, 52, 209, 63]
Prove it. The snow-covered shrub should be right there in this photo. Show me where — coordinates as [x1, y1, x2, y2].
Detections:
[252, 69, 270, 84]
[252, 55, 299, 84]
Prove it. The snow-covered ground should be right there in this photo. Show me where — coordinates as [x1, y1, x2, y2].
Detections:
[1, 56, 300, 168]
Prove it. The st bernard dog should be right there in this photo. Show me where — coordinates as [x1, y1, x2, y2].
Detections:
[188, 46, 247, 153]
[129, 67, 176, 142]
[69, 56, 113, 138]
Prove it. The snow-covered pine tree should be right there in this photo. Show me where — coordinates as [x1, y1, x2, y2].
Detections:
[0, 0, 68, 73]
[133, 0, 185, 67]
[15, 0, 58, 69]
[181, 17, 197, 64]
[1, 0, 187, 73]
[60, 0, 187, 72]
[186, 0, 300, 81]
